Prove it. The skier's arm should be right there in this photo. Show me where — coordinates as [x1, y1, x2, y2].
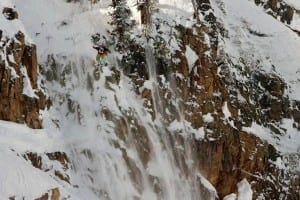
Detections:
[93, 46, 99, 50]
[104, 47, 111, 53]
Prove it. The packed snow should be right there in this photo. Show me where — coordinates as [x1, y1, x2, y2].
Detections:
[237, 179, 253, 200]
[221, 179, 253, 200]
[0, 120, 74, 199]
[185, 45, 198, 72]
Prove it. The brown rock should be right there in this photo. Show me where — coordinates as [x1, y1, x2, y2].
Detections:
[50, 188, 60, 200]
[35, 193, 48, 200]
[269, 99, 283, 121]
[24, 152, 42, 169]
[54, 170, 70, 183]
[22, 44, 38, 88]
[263, 0, 295, 24]
[293, 109, 300, 123]
[195, 126, 269, 198]
[2, 7, 18, 20]
[0, 31, 46, 128]
[46, 152, 69, 170]
[267, 0, 278, 11]
[34, 188, 60, 200]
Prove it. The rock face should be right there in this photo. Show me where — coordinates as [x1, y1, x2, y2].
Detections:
[0, 30, 46, 128]
[1, 0, 299, 199]
[24, 151, 70, 183]
[9, 188, 60, 200]
[254, 0, 295, 25]
[115, 0, 300, 198]
[171, 1, 300, 198]
[2, 7, 18, 20]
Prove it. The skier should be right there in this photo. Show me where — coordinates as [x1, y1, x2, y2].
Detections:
[93, 45, 111, 65]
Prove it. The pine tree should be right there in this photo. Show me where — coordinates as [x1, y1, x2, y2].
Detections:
[108, 0, 147, 78]
[91, 33, 101, 45]
[109, 0, 135, 52]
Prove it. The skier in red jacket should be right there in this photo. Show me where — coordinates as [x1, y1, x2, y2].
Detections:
[93, 45, 111, 65]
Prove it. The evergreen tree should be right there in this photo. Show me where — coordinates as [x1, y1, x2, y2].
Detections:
[91, 33, 101, 45]
[109, 0, 135, 52]
[108, 0, 147, 78]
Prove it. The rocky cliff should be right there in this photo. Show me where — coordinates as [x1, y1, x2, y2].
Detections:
[0, 0, 299, 199]
[0, 8, 46, 129]
[118, 0, 300, 198]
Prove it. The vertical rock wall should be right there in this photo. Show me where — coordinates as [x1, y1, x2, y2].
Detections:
[0, 30, 46, 129]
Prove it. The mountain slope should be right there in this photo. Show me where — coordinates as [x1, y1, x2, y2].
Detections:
[0, 0, 299, 199]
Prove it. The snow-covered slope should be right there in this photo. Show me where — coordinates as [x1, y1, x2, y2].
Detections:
[0, 0, 300, 199]
[284, 0, 300, 10]
[0, 120, 76, 199]
[1, 0, 217, 199]
[212, 0, 300, 100]
[211, 0, 300, 175]
[0, 0, 28, 38]
[210, 0, 300, 155]
[12, 0, 111, 60]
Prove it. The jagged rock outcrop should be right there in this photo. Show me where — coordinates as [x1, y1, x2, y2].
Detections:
[9, 188, 60, 200]
[170, 1, 300, 198]
[34, 188, 60, 200]
[0, 30, 46, 128]
[24, 151, 70, 183]
[2, 7, 18, 20]
[254, 0, 295, 25]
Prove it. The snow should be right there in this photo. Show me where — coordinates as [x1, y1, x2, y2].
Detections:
[139, 79, 153, 93]
[277, 119, 300, 153]
[0, 149, 56, 199]
[20, 67, 38, 98]
[168, 119, 205, 139]
[0, 0, 29, 40]
[222, 179, 252, 200]
[185, 45, 198, 72]
[158, 0, 195, 22]
[284, 0, 300, 10]
[0, 120, 74, 198]
[223, 193, 237, 200]
[222, 102, 231, 119]
[0, 0, 299, 198]
[203, 113, 214, 123]
[12, 0, 112, 61]
[212, 0, 300, 100]
[8, 66, 19, 79]
[237, 179, 253, 200]
[209, 0, 300, 170]
[199, 175, 217, 196]
[242, 119, 300, 154]
[0, 120, 57, 153]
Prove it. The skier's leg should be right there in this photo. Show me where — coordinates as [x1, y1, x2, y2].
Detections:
[100, 54, 107, 65]
[96, 54, 101, 65]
